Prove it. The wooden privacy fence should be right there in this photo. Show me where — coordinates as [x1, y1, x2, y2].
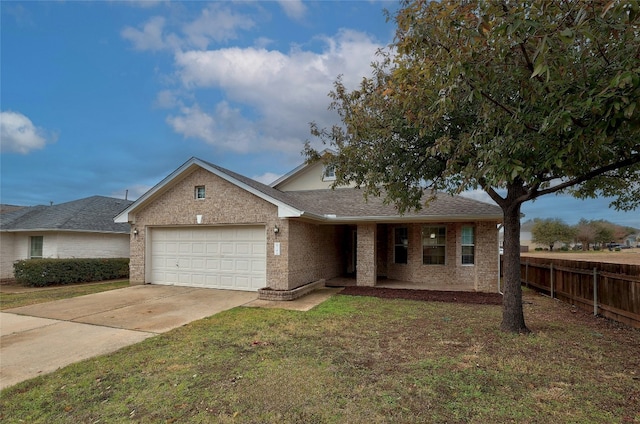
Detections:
[517, 257, 640, 329]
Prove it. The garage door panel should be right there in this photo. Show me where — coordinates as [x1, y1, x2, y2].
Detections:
[235, 276, 250, 289]
[220, 243, 234, 255]
[205, 259, 220, 270]
[251, 259, 265, 272]
[235, 260, 250, 272]
[220, 259, 234, 271]
[240, 243, 257, 255]
[191, 258, 205, 270]
[150, 226, 265, 291]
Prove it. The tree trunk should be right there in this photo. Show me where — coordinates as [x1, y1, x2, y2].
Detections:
[500, 202, 530, 333]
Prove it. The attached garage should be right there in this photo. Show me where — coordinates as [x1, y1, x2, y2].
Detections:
[149, 226, 266, 291]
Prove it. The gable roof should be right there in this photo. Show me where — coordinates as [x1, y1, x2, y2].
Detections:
[114, 157, 307, 223]
[115, 157, 502, 224]
[270, 148, 335, 189]
[1, 196, 133, 233]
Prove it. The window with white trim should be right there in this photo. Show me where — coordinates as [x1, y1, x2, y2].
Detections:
[394, 227, 408, 264]
[422, 226, 446, 265]
[30, 236, 43, 259]
[323, 165, 336, 181]
[195, 186, 205, 199]
[461, 226, 475, 265]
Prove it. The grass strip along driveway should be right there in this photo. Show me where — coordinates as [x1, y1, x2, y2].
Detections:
[1, 288, 639, 423]
[0, 280, 130, 310]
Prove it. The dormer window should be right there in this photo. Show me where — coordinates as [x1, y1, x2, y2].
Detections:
[195, 186, 206, 199]
[323, 165, 336, 181]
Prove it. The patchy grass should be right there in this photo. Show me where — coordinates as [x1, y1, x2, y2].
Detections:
[1, 289, 639, 423]
[0, 280, 130, 310]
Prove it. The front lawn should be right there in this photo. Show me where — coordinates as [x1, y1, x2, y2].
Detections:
[1, 290, 638, 423]
[0, 280, 130, 310]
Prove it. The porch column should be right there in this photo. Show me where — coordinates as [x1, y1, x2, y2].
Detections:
[356, 223, 377, 287]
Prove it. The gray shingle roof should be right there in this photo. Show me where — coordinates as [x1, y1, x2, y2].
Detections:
[285, 188, 502, 221]
[0, 196, 133, 233]
[203, 159, 502, 221]
[118, 157, 502, 223]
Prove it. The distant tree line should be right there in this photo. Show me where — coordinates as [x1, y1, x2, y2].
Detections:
[530, 218, 638, 251]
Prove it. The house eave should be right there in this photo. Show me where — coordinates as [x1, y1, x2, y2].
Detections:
[290, 214, 503, 224]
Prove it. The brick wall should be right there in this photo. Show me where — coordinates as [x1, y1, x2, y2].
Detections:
[357, 223, 377, 287]
[286, 220, 344, 289]
[129, 167, 286, 288]
[385, 221, 499, 292]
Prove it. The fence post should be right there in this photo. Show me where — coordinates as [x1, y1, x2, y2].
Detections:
[525, 261, 529, 288]
[593, 267, 598, 316]
[550, 262, 554, 299]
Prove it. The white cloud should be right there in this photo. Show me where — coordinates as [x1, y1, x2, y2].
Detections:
[0, 111, 55, 154]
[121, 16, 168, 51]
[121, 4, 385, 158]
[278, 0, 307, 20]
[252, 172, 282, 185]
[166, 102, 258, 153]
[183, 4, 255, 49]
[154, 89, 180, 109]
[121, 5, 255, 52]
[170, 29, 382, 153]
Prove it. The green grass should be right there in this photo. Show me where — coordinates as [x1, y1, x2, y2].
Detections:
[0, 280, 130, 310]
[1, 291, 639, 423]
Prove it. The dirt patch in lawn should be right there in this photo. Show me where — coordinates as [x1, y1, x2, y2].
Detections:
[340, 286, 503, 305]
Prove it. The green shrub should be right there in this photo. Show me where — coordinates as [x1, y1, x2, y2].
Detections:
[13, 258, 129, 287]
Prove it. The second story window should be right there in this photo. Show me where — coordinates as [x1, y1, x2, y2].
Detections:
[323, 165, 336, 181]
[195, 186, 206, 199]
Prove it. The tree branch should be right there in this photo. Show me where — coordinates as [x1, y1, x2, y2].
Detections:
[527, 154, 640, 201]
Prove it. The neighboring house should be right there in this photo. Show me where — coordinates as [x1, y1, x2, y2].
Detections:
[115, 157, 503, 298]
[624, 233, 640, 247]
[500, 219, 535, 252]
[0, 196, 133, 280]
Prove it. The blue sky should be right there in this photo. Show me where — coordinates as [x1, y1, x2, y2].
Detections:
[1, 1, 638, 229]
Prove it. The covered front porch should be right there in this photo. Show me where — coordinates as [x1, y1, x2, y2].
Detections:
[330, 221, 500, 293]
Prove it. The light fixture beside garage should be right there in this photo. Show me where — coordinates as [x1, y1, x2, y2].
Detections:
[273, 225, 279, 234]
[196, 214, 203, 224]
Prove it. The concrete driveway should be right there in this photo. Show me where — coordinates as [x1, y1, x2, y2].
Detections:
[0, 285, 256, 389]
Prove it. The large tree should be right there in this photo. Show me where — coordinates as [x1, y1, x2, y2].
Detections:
[308, 0, 640, 332]
[531, 218, 575, 250]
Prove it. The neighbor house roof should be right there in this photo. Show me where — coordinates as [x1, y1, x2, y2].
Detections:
[115, 157, 502, 224]
[1, 196, 133, 233]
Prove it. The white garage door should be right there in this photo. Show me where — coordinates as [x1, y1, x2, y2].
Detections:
[150, 226, 266, 291]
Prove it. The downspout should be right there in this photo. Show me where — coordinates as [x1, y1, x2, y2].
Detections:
[497, 224, 503, 295]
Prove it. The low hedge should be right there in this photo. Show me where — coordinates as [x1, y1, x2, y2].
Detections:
[13, 258, 129, 287]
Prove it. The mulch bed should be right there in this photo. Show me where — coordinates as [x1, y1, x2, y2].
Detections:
[339, 286, 503, 305]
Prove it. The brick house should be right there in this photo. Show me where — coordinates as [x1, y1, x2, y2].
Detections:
[1, 196, 132, 281]
[115, 157, 503, 299]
